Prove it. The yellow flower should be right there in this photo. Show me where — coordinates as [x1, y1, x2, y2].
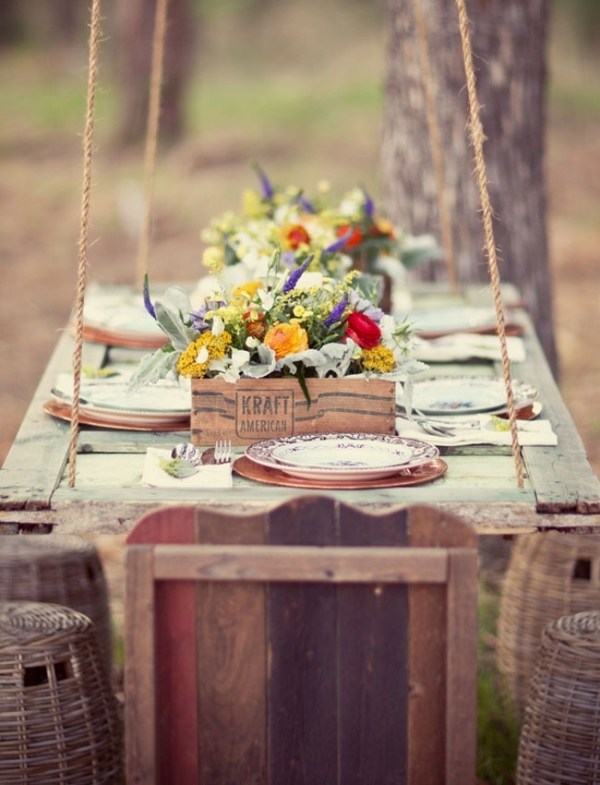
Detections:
[360, 345, 396, 373]
[242, 189, 269, 218]
[176, 332, 233, 378]
[264, 322, 309, 359]
[292, 305, 306, 318]
[231, 281, 263, 304]
[202, 246, 225, 272]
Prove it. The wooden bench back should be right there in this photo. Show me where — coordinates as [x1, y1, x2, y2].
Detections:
[125, 497, 478, 785]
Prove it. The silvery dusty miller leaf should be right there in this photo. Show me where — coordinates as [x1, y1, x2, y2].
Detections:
[158, 457, 198, 479]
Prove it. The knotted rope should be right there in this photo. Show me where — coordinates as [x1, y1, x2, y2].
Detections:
[67, 0, 102, 487]
[455, 0, 524, 488]
[410, 0, 458, 289]
[136, 0, 169, 290]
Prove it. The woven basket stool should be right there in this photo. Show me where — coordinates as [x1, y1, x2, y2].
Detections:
[517, 611, 600, 785]
[497, 532, 600, 717]
[0, 601, 122, 785]
[0, 534, 112, 672]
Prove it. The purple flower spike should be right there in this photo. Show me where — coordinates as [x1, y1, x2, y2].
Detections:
[324, 295, 348, 328]
[323, 228, 352, 254]
[143, 274, 156, 320]
[190, 300, 225, 332]
[299, 194, 316, 214]
[283, 255, 313, 293]
[252, 161, 275, 200]
[362, 187, 375, 218]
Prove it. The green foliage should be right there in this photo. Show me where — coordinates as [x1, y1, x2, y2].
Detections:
[476, 579, 520, 785]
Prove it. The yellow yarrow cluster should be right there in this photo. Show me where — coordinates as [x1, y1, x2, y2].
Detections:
[360, 345, 396, 373]
[176, 331, 233, 378]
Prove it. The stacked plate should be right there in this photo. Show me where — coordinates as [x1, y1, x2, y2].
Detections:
[44, 372, 190, 431]
[235, 433, 446, 489]
[405, 376, 539, 417]
[80, 287, 167, 349]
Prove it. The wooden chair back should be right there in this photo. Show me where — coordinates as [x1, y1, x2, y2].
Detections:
[125, 497, 478, 785]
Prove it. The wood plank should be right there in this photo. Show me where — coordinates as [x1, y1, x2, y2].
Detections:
[445, 550, 478, 785]
[406, 507, 476, 785]
[0, 334, 107, 510]
[124, 544, 157, 785]
[508, 312, 600, 513]
[127, 506, 199, 785]
[195, 507, 268, 785]
[268, 496, 338, 785]
[152, 544, 448, 583]
[338, 504, 410, 785]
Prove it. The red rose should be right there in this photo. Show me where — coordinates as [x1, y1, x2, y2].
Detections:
[344, 312, 381, 349]
[336, 223, 364, 249]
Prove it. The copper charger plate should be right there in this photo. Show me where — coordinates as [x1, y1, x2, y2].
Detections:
[79, 323, 167, 350]
[43, 400, 189, 432]
[233, 455, 448, 490]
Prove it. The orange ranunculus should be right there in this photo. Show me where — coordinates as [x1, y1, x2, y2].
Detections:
[280, 223, 311, 251]
[264, 322, 309, 359]
[336, 223, 363, 249]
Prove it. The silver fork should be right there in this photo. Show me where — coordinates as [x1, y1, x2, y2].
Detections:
[214, 439, 232, 464]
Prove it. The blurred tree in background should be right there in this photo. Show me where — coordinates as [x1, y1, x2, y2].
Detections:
[382, 0, 557, 372]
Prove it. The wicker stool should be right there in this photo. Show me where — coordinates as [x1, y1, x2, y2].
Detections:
[0, 601, 122, 784]
[517, 611, 600, 785]
[0, 534, 112, 672]
[497, 532, 600, 717]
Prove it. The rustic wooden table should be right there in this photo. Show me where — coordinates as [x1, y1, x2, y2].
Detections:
[1, 284, 599, 535]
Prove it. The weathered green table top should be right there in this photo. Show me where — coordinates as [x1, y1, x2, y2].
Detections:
[1, 283, 599, 535]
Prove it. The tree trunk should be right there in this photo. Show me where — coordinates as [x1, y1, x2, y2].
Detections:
[115, 0, 195, 146]
[382, 0, 557, 373]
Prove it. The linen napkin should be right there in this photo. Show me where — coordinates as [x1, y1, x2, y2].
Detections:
[411, 334, 526, 363]
[395, 415, 557, 447]
[142, 447, 233, 488]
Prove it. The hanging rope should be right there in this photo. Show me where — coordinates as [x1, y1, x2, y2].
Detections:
[67, 0, 102, 488]
[410, 0, 458, 290]
[454, 0, 524, 488]
[136, 0, 170, 290]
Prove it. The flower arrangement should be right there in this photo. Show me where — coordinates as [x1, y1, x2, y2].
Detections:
[198, 164, 438, 293]
[133, 253, 422, 398]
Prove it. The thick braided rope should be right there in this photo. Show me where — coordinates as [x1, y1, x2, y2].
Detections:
[67, 0, 102, 488]
[410, 0, 458, 289]
[136, 0, 169, 290]
[455, 0, 524, 487]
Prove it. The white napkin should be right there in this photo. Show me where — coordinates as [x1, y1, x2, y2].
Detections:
[396, 415, 557, 447]
[412, 334, 525, 363]
[141, 448, 233, 488]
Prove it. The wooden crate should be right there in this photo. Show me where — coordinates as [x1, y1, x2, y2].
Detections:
[191, 376, 396, 446]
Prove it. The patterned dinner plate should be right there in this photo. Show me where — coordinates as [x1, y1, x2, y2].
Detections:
[245, 433, 439, 481]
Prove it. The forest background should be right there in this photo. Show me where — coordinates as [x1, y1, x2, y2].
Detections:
[0, 2, 599, 781]
[0, 0, 599, 474]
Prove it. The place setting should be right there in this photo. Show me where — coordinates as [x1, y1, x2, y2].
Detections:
[76, 284, 168, 350]
[232, 432, 447, 490]
[395, 375, 557, 447]
[43, 368, 191, 431]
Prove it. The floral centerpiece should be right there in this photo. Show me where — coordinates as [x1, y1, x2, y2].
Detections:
[195, 164, 438, 310]
[134, 251, 420, 396]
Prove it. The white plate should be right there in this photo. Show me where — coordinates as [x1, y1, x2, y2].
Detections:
[411, 307, 496, 335]
[52, 372, 190, 416]
[84, 290, 164, 338]
[246, 433, 439, 481]
[409, 376, 537, 416]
